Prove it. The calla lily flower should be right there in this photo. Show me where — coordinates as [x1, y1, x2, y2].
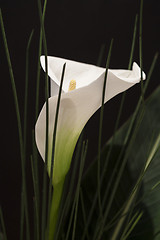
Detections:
[35, 56, 146, 186]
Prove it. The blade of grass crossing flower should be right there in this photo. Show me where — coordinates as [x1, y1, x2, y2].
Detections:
[97, 39, 113, 217]
[100, 13, 138, 181]
[49, 67, 66, 184]
[104, 13, 138, 172]
[0, 9, 30, 240]
[50, 62, 66, 186]
[0, 207, 7, 240]
[47, 63, 66, 240]
[102, 13, 138, 184]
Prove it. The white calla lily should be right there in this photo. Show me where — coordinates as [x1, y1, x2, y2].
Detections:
[35, 56, 146, 186]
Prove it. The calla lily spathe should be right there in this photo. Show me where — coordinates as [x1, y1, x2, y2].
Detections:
[35, 56, 146, 186]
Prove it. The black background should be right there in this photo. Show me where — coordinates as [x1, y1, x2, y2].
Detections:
[0, 0, 160, 239]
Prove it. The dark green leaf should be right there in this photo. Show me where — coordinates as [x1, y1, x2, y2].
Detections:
[80, 86, 160, 240]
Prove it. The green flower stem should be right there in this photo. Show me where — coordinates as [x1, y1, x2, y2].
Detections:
[48, 179, 65, 240]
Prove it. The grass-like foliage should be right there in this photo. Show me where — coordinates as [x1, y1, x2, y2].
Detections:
[0, 0, 160, 239]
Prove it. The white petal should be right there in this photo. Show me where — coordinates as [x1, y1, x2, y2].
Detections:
[36, 60, 145, 184]
[35, 96, 81, 184]
[110, 62, 146, 83]
[40, 55, 105, 95]
[50, 80, 60, 97]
